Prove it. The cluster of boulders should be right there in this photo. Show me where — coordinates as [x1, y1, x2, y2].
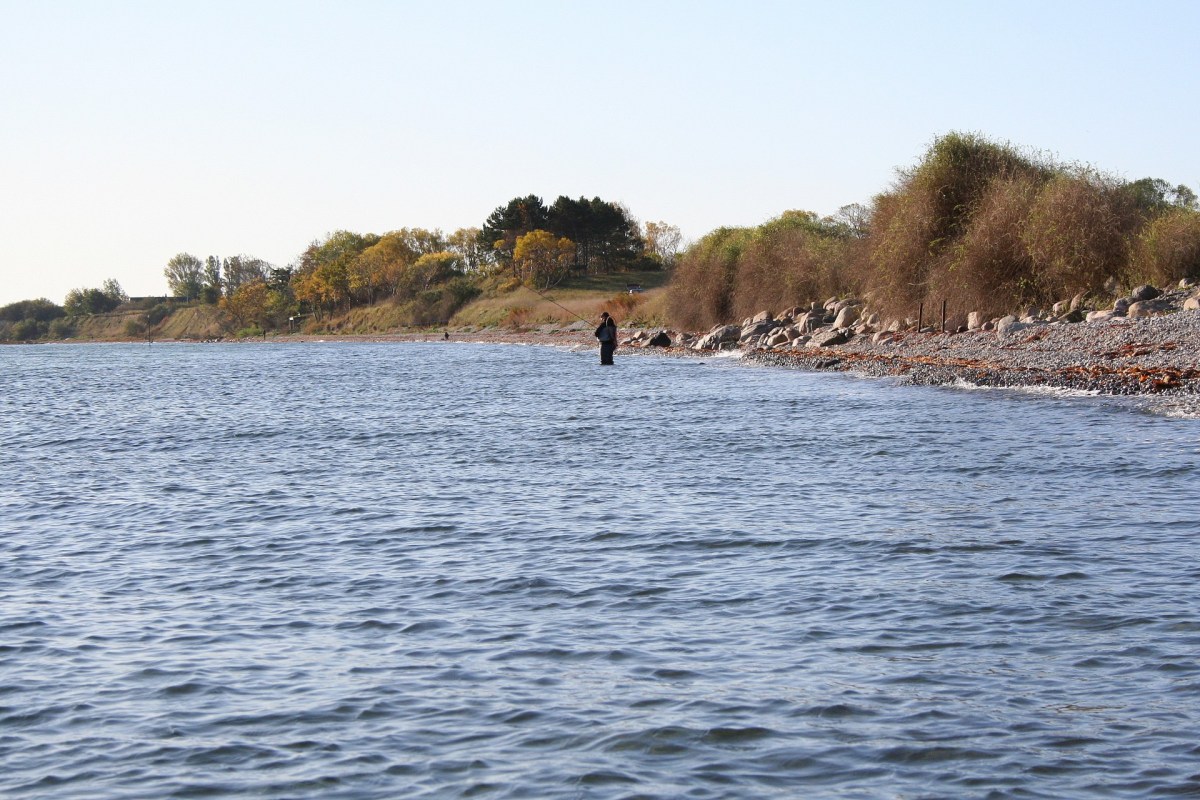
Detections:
[623, 278, 1200, 352]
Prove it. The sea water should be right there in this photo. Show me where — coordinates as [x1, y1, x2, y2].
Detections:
[2, 341, 1200, 799]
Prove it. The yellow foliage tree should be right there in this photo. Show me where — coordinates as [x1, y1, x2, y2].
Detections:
[513, 230, 575, 290]
[220, 279, 270, 331]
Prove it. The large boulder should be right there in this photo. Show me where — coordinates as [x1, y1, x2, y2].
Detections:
[646, 330, 672, 347]
[967, 311, 985, 330]
[795, 311, 823, 332]
[693, 324, 742, 350]
[765, 330, 791, 347]
[739, 318, 780, 341]
[1069, 292, 1089, 311]
[806, 328, 851, 348]
[996, 315, 1027, 335]
[1184, 295, 1200, 311]
[1131, 284, 1161, 302]
[832, 305, 861, 329]
[1127, 299, 1172, 318]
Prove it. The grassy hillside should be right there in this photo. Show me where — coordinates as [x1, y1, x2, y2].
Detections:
[449, 269, 671, 330]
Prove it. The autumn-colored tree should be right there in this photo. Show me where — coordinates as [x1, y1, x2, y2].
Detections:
[292, 231, 380, 314]
[513, 230, 575, 290]
[220, 279, 270, 331]
[480, 195, 549, 262]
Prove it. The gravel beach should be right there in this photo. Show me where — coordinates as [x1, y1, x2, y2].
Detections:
[736, 311, 1200, 417]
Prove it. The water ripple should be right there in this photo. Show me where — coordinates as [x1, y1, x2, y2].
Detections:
[2, 342, 1200, 798]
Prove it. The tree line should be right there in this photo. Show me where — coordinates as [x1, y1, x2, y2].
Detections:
[1, 195, 683, 340]
[10, 133, 1196, 342]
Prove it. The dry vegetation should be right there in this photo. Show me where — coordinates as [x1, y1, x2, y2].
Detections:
[666, 132, 1200, 330]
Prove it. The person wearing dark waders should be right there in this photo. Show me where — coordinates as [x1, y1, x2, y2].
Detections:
[595, 312, 617, 365]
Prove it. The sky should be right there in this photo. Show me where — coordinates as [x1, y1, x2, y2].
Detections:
[2, 0, 1199, 306]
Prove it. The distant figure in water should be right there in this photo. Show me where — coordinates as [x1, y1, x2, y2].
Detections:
[443, 330, 449, 341]
[595, 312, 618, 365]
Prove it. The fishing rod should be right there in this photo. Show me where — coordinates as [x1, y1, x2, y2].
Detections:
[520, 283, 594, 325]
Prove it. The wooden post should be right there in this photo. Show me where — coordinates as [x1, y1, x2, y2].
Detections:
[918, 302, 923, 332]
[941, 300, 947, 333]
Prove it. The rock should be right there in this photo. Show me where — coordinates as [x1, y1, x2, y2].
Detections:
[1086, 309, 1118, 322]
[790, 335, 811, 348]
[806, 328, 851, 348]
[1180, 278, 1196, 289]
[1185, 296, 1200, 312]
[1058, 308, 1086, 323]
[1113, 297, 1130, 314]
[739, 319, 779, 341]
[982, 321, 996, 331]
[779, 306, 802, 321]
[1052, 301, 1069, 316]
[1127, 299, 1172, 318]
[996, 315, 1027, 335]
[795, 311, 821, 332]
[863, 312, 880, 328]
[823, 297, 839, 312]
[765, 330, 791, 347]
[1131, 284, 1161, 302]
[693, 324, 742, 350]
[872, 331, 897, 344]
[832, 305, 860, 329]
[1070, 292, 1089, 311]
[751, 310, 774, 324]
[646, 331, 672, 347]
[967, 311, 985, 330]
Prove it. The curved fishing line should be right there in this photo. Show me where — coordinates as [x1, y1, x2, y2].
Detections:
[520, 283, 593, 325]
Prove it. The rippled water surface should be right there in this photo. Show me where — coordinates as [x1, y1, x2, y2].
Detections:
[3, 342, 1200, 799]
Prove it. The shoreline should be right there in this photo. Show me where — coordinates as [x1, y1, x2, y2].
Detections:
[19, 313, 1200, 415]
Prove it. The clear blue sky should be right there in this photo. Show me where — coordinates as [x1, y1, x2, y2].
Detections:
[2, 0, 1198, 306]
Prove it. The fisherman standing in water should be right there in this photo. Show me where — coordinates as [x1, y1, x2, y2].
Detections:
[595, 311, 618, 365]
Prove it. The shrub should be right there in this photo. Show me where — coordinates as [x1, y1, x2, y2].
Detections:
[147, 303, 172, 326]
[10, 318, 43, 340]
[1022, 172, 1138, 297]
[937, 174, 1040, 317]
[1133, 209, 1200, 285]
[666, 227, 751, 329]
[731, 212, 853, 319]
[48, 318, 76, 339]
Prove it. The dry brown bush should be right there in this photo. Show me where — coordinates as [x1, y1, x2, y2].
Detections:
[666, 227, 750, 330]
[1133, 209, 1200, 285]
[936, 175, 1040, 318]
[1022, 173, 1138, 297]
[731, 213, 853, 319]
